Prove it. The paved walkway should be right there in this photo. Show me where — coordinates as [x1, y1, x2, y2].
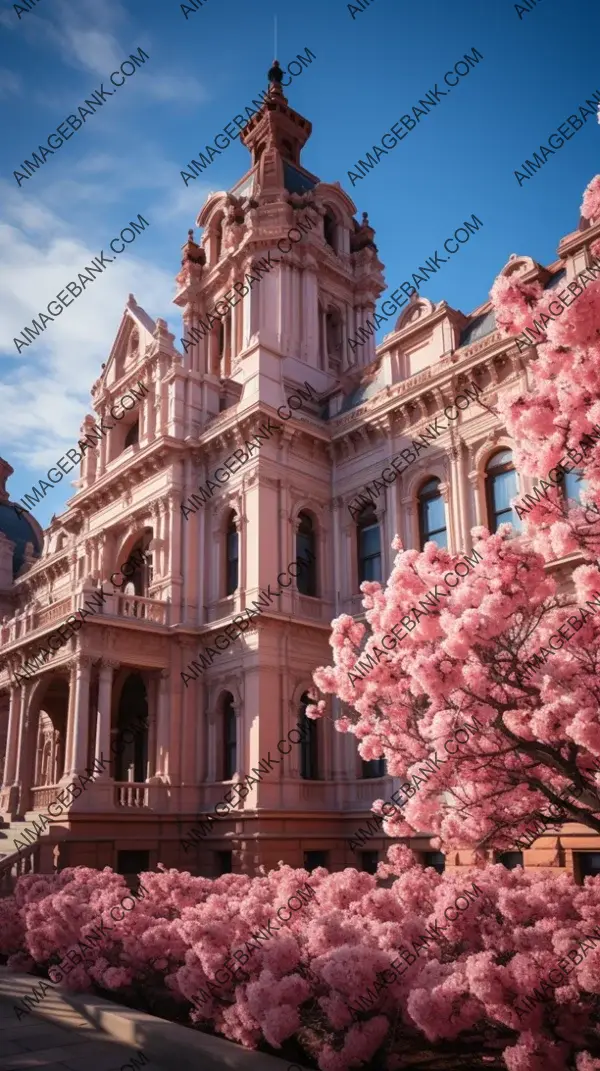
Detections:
[0, 994, 162, 1071]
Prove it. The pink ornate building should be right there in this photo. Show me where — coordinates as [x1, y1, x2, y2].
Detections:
[1, 62, 599, 886]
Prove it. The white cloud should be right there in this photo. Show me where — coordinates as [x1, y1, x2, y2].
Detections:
[0, 180, 176, 473]
[5, 0, 209, 110]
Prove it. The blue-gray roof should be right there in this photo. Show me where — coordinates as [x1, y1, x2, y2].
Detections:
[544, 269, 566, 290]
[338, 365, 387, 415]
[283, 163, 318, 195]
[459, 308, 497, 348]
[0, 503, 42, 578]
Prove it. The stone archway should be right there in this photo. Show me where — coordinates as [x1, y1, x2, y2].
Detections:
[22, 674, 69, 814]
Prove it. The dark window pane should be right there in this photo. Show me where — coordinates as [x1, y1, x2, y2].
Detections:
[486, 452, 519, 533]
[577, 852, 600, 879]
[360, 851, 379, 874]
[224, 697, 236, 779]
[358, 518, 382, 584]
[297, 513, 317, 596]
[226, 521, 238, 595]
[304, 850, 328, 872]
[423, 851, 445, 874]
[217, 850, 232, 874]
[300, 693, 318, 779]
[362, 758, 385, 778]
[499, 851, 523, 870]
[419, 479, 447, 549]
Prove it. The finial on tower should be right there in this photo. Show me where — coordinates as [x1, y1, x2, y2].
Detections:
[268, 59, 284, 84]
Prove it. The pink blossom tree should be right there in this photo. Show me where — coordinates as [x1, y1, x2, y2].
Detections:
[311, 529, 600, 857]
[310, 173, 600, 859]
[490, 174, 600, 565]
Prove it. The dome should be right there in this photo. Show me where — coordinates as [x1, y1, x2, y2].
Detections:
[0, 458, 43, 578]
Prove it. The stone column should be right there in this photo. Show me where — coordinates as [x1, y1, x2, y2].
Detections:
[95, 660, 118, 778]
[2, 686, 22, 789]
[70, 656, 91, 775]
[13, 682, 32, 814]
[155, 670, 170, 780]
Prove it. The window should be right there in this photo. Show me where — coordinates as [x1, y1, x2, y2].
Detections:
[226, 514, 239, 595]
[124, 421, 139, 449]
[324, 209, 337, 251]
[218, 321, 225, 359]
[498, 851, 523, 870]
[357, 505, 382, 584]
[296, 513, 317, 596]
[304, 850, 328, 872]
[362, 758, 386, 778]
[575, 852, 600, 882]
[299, 692, 318, 779]
[216, 850, 232, 875]
[560, 468, 587, 507]
[418, 478, 447, 549]
[116, 849, 150, 886]
[325, 309, 342, 373]
[423, 851, 445, 874]
[360, 850, 379, 874]
[486, 450, 519, 533]
[223, 695, 237, 779]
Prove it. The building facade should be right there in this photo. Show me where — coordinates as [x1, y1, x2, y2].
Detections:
[0, 62, 599, 884]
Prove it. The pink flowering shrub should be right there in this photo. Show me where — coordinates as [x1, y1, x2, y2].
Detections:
[2, 855, 600, 1070]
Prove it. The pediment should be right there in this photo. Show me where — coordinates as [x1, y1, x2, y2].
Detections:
[499, 254, 538, 279]
[93, 295, 156, 397]
[395, 295, 435, 331]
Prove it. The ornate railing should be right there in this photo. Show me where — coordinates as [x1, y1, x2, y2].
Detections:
[0, 841, 40, 898]
[30, 785, 60, 812]
[34, 598, 73, 629]
[114, 782, 149, 808]
[115, 594, 168, 624]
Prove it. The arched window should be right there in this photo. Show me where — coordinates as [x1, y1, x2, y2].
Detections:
[296, 512, 317, 597]
[357, 504, 382, 584]
[362, 758, 386, 778]
[485, 449, 519, 533]
[299, 692, 318, 779]
[324, 209, 337, 251]
[223, 694, 237, 779]
[418, 478, 447, 549]
[121, 533, 153, 597]
[226, 513, 239, 595]
[124, 421, 139, 449]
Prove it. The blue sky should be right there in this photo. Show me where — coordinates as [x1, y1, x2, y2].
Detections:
[0, 0, 598, 529]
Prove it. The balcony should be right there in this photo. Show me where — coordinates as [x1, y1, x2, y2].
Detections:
[114, 782, 150, 808]
[0, 584, 170, 659]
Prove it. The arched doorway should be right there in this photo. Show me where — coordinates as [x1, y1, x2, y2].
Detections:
[34, 679, 68, 785]
[115, 673, 148, 782]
